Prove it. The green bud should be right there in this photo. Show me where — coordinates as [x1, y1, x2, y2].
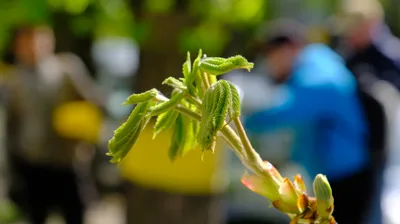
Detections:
[313, 174, 334, 219]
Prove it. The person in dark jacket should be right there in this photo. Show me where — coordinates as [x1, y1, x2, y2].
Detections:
[333, 1, 400, 223]
[244, 20, 372, 224]
[337, 0, 400, 91]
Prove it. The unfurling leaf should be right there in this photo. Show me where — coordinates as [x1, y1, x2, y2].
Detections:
[262, 161, 284, 185]
[186, 49, 202, 87]
[272, 200, 301, 214]
[107, 101, 154, 163]
[169, 113, 185, 161]
[294, 174, 307, 195]
[297, 193, 309, 213]
[182, 51, 191, 79]
[181, 115, 198, 155]
[162, 77, 187, 90]
[227, 81, 241, 119]
[197, 80, 242, 152]
[168, 113, 198, 161]
[122, 88, 159, 105]
[148, 90, 186, 116]
[213, 81, 230, 130]
[153, 110, 179, 139]
[279, 178, 300, 208]
[241, 172, 281, 201]
[197, 81, 227, 152]
[199, 55, 254, 76]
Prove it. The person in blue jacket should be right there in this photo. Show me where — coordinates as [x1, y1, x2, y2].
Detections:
[245, 20, 373, 224]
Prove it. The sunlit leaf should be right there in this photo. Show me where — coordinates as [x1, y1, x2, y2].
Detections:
[294, 174, 307, 195]
[180, 115, 198, 155]
[213, 81, 230, 130]
[107, 101, 154, 163]
[272, 200, 300, 214]
[168, 110, 199, 161]
[122, 88, 159, 105]
[199, 55, 254, 76]
[227, 81, 241, 119]
[279, 178, 299, 207]
[241, 173, 281, 201]
[182, 51, 191, 79]
[197, 80, 234, 152]
[169, 113, 185, 161]
[162, 77, 187, 90]
[297, 194, 309, 213]
[188, 49, 202, 84]
[153, 110, 179, 139]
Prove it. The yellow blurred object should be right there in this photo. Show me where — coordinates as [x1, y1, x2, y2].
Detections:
[53, 101, 103, 143]
[120, 122, 227, 195]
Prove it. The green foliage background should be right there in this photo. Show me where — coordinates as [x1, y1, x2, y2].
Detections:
[0, 0, 393, 92]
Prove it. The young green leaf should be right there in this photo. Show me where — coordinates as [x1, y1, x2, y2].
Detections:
[162, 77, 187, 90]
[169, 113, 200, 161]
[122, 88, 159, 105]
[197, 81, 229, 152]
[167, 99, 199, 159]
[226, 81, 241, 119]
[181, 115, 198, 155]
[213, 81, 230, 130]
[153, 110, 179, 139]
[169, 113, 185, 161]
[197, 108, 216, 151]
[186, 49, 202, 86]
[107, 101, 154, 163]
[182, 51, 191, 79]
[199, 55, 254, 76]
[188, 49, 204, 97]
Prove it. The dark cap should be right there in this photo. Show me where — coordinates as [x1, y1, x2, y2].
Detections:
[257, 19, 308, 53]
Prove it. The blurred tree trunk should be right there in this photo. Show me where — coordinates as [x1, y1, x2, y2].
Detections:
[52, 12, 95, 75]
[133, 9, 194, 94]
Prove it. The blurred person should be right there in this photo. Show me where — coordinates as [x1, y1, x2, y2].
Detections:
[334, 0, 400, 223]
[337, 0, 400, 90]
[336, 0, 397, 165]
[244, 20, 371, 224]
[3, 24, 104, 224]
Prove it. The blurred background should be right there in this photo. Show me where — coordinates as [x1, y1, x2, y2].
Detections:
[0, 0, 400, 223]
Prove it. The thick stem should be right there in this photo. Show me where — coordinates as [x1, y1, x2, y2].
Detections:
[232, 118, 264, 175]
